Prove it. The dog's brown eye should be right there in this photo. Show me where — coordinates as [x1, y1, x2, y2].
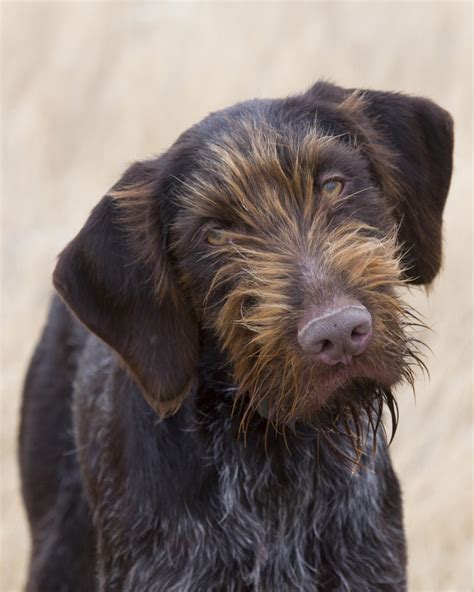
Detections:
[205, 229, 230, 246]
[321, 179, 344, 199]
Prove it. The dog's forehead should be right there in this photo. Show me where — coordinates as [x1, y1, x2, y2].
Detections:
[198, 99, 357, 167]
[177, 109, 369, 223]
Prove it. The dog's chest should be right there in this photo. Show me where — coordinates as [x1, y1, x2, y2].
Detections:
[75, 364, 403, 591]
[121, 425, 381, 592]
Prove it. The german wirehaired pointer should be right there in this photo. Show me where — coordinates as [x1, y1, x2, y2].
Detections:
[20, 81, 453, 591]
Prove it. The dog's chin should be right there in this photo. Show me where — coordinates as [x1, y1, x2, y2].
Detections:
[250, 348, 404, 428]
[271, 356, 402, 426]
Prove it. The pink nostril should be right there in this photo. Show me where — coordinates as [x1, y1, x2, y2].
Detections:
[298, 303, 373, 365]
[351, 324, 369, 342]
[320, 340, 331, 352]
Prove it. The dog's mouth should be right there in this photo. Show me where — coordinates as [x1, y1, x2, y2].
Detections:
[294, 354, 402, 420]
[307, 345, 402, 396]
[251, 350, 401, 423]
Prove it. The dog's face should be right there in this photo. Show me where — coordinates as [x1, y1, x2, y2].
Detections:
[54, 82, 453, 435]
[172, 113, 407, 427]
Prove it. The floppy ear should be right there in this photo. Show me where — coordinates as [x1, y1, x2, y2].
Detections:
[357, 89, 454, 285]
[310, 81, 454, 284]
[53, 161, 198, 415]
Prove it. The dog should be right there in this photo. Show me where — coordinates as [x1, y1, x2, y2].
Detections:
[19, 81, 453, 591]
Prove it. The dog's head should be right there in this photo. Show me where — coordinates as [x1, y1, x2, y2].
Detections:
[54, 82, 453, 438]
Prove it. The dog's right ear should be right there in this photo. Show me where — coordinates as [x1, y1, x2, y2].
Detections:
[53, 161, 198, 416]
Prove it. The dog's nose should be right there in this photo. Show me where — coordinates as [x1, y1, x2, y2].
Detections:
[298, 304, 373, 365]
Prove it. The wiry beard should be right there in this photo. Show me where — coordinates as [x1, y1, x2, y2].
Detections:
[174, 120, 427, 456]
[203, 222, 427, 456]
[297, 380, 401, 465]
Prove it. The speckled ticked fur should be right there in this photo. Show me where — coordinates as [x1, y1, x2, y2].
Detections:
[20, 81, 453, 591]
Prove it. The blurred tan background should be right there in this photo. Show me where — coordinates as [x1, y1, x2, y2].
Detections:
[1, 2, 472, 590]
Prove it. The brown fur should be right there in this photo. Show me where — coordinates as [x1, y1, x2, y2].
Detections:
[108, 118, 429, 449]
[20, 82, 454, 591]
[51, 82, 453, 439]
[178, 123, 421, 440]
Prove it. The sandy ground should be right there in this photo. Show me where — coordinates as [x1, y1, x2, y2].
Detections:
[1, 2, 472, 591]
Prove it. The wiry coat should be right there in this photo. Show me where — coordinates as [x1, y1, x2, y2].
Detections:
[20, 81, 453, 591]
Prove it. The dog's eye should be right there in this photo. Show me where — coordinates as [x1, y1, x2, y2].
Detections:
[321, 179, 344, 199]
[205, 229, 231, 246]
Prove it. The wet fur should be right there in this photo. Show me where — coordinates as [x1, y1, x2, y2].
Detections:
[19, 81, 453, 591]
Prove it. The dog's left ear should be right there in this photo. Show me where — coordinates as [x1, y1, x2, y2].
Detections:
[356, 89, 454, 285]
[310, 82, 454, 284]
[53, 160, 199, 416]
